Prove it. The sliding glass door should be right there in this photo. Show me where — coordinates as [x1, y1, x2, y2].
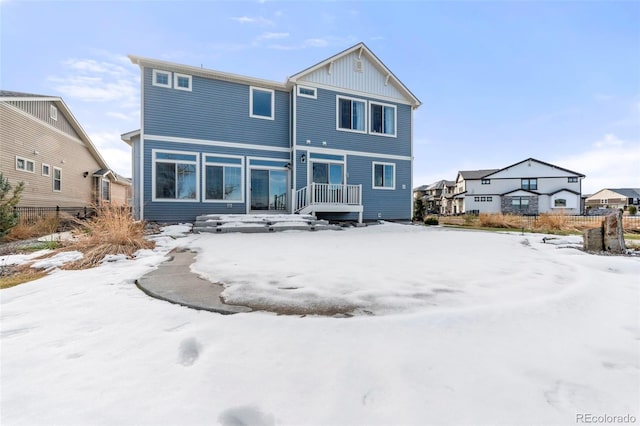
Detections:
[250, 169, 288, 211]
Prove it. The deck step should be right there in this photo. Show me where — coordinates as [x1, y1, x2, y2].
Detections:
[193, 214, 343, 234]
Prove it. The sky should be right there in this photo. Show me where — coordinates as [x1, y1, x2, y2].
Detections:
[1, 0, 639, 194]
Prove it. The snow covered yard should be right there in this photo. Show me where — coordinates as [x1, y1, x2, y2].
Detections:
[1, 223, 638, 425]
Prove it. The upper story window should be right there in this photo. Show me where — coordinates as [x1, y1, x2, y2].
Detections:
[250, 87, 274, 120]
[481, 179, 491, 184]
[42, 163, 51, 177]
[568, 177, 578, 183]
[152, 69, 172, 88]
[153, 150, 198, 201]
[50, 105, 58, 121]
[16, 156, 35, 173]
[521, 178, 537, 191]
[297, 86, 317, 99]
[174, 73, 192, 91]
[600, 199, 608, 204]
[370, 102, 396, 137]
[337, 96, 366, 132]
[372, 162, 395, 190]
[53, 167, 62, 192]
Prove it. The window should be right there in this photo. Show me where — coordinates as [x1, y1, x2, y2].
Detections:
[42, 163, 50, 176]
[512, 197, 529, 211]
[521, 178, 537, 191]
[482, 179, 491, 185]
[153, 150, 198, 201]
[554, 198, 567, 207]
[101, 180, 110, 202]
[600, 199, 608, 204]
[16, 156, 35, 173]
[297, 86, 317, 99]
[568, 177, 578, 183]
[152, 69, 171, 88]
[369, 102, 396, 137]
[337, 96, 366, 132]
[373, 162, 395, 189]
[474, 196, 493, 202]
[50, 105, 58, 121]
[53, 167, 62, 192]
[174, 73, 192, 91]
[204, 156, 243, 202]
[250, 87, 274, 120]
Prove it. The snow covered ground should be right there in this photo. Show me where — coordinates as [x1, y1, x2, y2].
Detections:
[1, 223, 638, 425]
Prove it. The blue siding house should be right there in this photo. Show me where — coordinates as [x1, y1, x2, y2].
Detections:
[122, 43, 421, 223]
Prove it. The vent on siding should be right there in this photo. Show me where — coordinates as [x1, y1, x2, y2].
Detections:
[354, 60, 363, 73]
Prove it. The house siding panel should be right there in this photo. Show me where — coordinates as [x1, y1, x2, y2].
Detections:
[1, 103, 101, 207]
[143, 68, 290, 149]
[141, 139, 291, 221]
[7, 100, 80, 139]
[295, 87, 411, 157]
[299, 51, 407, 102]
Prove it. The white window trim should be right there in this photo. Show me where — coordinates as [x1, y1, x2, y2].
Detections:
[15, 156, 35, 173]
[372, 161, 396, 190]
[42, 163, 51, 177]
[202, 154, 245, 203]
[174, 73, 192, 92]
[53, 167, 62, 192]
[249, 86, 275, 120]
[50, 105, 58, 121]
[297, 85, 317, 99]
[101, 179, 111, 202]
[151, 149, 200, 202]
[152, 69, 172, 88]
[306, 150, 347, 188]
[369, 100, 397, 138]
[336, 95, 367, 134]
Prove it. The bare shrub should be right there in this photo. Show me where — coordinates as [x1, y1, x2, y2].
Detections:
[3, 215, 60, 242]
[63, 205, 154, 269]
[478, 213, 524, 229]
[533, 213, 574, 232]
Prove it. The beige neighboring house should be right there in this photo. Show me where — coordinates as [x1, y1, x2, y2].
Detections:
[0, 90, 130, 208]
[585, 188, 640, 212]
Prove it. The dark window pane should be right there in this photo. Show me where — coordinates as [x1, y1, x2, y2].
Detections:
[339, 98, 351, 129]
[371, 104, 382, 133]
[253, 89, 272, 117]
[156, 163, 176, 198]
[206, 165, 224, 200]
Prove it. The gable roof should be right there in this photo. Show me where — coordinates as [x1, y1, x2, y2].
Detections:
[0, 91, 111, 172]
[484, 158, 585, 178]
[608, 188, 640, 198]
[458, 169, 499, 180]
[287, 42, 421, 108]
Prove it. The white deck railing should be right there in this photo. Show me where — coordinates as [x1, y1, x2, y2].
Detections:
[294, 183, 362, 212]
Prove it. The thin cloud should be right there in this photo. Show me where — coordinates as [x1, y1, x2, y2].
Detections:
[257, 32, 289, 41]
[230, 16, 274, 26]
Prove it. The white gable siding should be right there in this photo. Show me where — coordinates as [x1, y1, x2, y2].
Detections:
[487, 160, 579, 179]
[298, 51, 407, 103]
[550, 190, 579, 210]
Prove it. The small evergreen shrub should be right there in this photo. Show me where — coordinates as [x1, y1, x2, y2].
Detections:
[424, 216, 439, 225]
[0, 173, 24, 239]
[629, 205, 637, 216]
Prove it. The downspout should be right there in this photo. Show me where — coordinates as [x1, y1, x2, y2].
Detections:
[139, 65, 145, 220]
[410, 106, 415, 221]
[291, 85, 297, 213]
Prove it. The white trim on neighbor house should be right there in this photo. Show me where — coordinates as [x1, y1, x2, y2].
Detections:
[369, 100, 397, 138]
[42, 163, 51, 177]
[372, 161, 396, 190]
[151, 149, 200, 203]
[296, 85, 317, 99]
[15, 156, 35, 173]
[173, 73, 192, 92]
[152, 69, 172, 88]
[249, 86, 275, 120]
[101, 179, 111, 202]
[3, 103, 88, 149]
[50, 105, 58, 121]
[336, 95, 367, 134]
[201, 153, 245, 204]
